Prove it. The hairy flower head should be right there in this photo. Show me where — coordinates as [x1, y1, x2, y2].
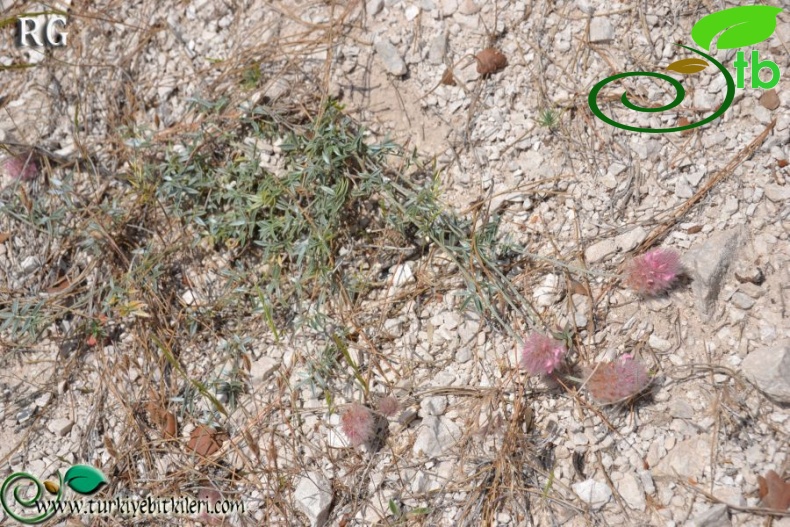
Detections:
[340, 403, 375, 447]
[376, 396, 399, 417]
[625, 248, 682, 296]
[519, 332, 567, 376]
[2, 153, 39, 181]
[585, 354, 651, 404]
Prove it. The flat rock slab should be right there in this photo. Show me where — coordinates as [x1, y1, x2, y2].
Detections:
[682, 228, 744, 318]
[689, 503, 731, 527]
[413, 415, 461, 457]
[616, 472, 646, 511]
[374, 39, 407, 76]
[741, 340, 790, 403]
[572, 479, 612, 509]
[295, 473, 333, 527]
[653, 434, 711, 479]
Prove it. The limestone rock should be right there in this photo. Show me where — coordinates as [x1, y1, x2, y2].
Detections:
[616, 472, 645, 511]
[682, 228, 744, 317]
[374, 39, 407, 76]
[689, 503, 730, 527]
[653, 434, 711, 479]
[572, 479, 612, 509]
[295, 473, 333, 527]
[741, 340, 790, 403]
[413, 416, 461, 457]
[589, 18, 614, 42]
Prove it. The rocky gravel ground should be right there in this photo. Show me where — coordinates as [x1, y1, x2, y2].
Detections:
[1, 0, 789, 526]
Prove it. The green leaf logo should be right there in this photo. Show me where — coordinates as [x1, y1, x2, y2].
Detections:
[63, 465, 108, 495]
[666, 57, 709, 74]
[691, 5, 783, 51]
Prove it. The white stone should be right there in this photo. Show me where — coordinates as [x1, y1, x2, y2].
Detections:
[455, 347, 472, 363]
[688, 503, 730, 527]
[572, 479, 612, 509]
[326, 424, 351, 449]
[648, 334, 672, 352]
[669, 399, 694, 419]
[181, 290, 197, 306]
[250, 356, 280, 383]
[730, 291, 755, 310]
[391, 263, 415, 287]
[738, 283, 765, 299]
[639, 470, 656, 494]
[489, 192, 525, 212]
[420, 396, 448, 416]
[765, 184, 790, 202]
[367, 0, 384, 16]
[384, 317, 403, 336]
[440, 0, 458, 15]
[676, 179, 694, 198]
[374, 39, 407, 76]
[428, 32, 447, 65]
[294, 473, 333, 527]
[601, 172, 618, 189]
[442, 311, 462, 330]
[457, 0, 480, 15]
[608, 162, 627, 177]
[616, 472, 645, 511]
[589, 18, 614, 42]
[682, 228, 744, 317]
[653, 434, 711, 478]
[410, 470, 432, 493]
[585, 239, 617, 263]
[20, 256, 41, 275]
[457, 320, 477, 344]
[723, 196, 739, 215]
[741, 340, 790, 403]
[533, 274, 562, 307]
[693, 88, 716, 110]
[263, 78, 290, 102]
[405, 5, 420, 20]
[615, 227, 647, 253]
[35, 393, 52, 407]
[685, 170, 706, 187]
[413, 416, 461, 457]
[47, 418, 74, 437]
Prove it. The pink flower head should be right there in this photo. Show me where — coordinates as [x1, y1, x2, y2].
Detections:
[376, 396, 399, 417]
[625, 248, 682, 296]
[585, 354, 651, 404]
[340, 403, 375, 447]
[2, 153, 39, 181]
[519, 332, 567, 376]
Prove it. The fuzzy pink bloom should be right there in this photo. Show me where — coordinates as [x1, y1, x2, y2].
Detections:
[519, 332, 567, 376]
[585, 354, 651, 404]
[2, 154, 38, 181]
[625, 248, 682, 296]
[340, 403, 375, 447]
[376, 396, 399, 417]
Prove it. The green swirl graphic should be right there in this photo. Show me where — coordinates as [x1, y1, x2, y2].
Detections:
[1, 471, 63, 524]
[588, 45, 735, 133]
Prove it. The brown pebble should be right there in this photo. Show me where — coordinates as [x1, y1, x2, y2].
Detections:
[759, 89, 780, 110]
[475, 48, 508, 76]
